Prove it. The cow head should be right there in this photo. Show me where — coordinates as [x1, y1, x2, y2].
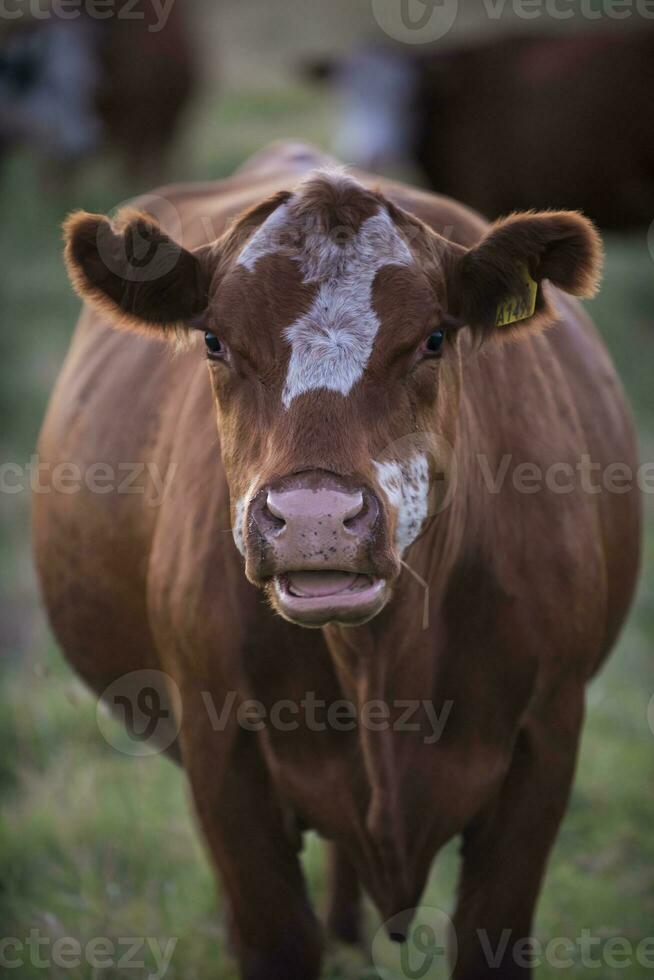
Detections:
[64, 170, 601, 628]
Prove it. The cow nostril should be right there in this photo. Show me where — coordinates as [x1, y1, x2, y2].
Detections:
[260, 496, 285, 532]
[341, 491, 364, 527]
[342, 491, 367, 529]
[266, 494, 286, 523]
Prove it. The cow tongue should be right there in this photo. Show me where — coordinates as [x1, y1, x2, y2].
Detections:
[286, 571, 361, 597]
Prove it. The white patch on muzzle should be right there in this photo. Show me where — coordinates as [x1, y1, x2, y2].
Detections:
[373, 454, 430, 554]
[231, 474, 263, 558]
[231, 496, 247, 556]
[236, 171, 413, 408]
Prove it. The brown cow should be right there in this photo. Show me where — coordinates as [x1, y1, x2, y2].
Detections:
[0, 1, 196, 181]
[309, 30, 654, 229]
[34, 141, 641, 979]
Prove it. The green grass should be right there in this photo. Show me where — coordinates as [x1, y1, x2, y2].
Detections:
[1, 53, 654, 980]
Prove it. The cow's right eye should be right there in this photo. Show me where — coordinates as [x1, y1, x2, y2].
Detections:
[204, 332, 224, 358]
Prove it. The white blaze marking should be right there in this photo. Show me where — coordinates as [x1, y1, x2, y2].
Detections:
[237, 202, 293, 272]
[283, 211, 412, 407]
[236, 172, 413, 408]
[374, 454, 430, 554]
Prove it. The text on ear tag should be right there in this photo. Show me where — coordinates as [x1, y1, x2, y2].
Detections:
[495, 263, 538, 327]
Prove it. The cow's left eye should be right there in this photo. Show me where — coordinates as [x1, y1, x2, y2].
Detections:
[423, 329, 445, 357]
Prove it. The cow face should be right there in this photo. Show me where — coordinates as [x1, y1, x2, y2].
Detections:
[64, 171, 601, 628]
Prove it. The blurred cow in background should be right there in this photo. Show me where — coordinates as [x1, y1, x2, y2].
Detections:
[0, 1, 197, 184]
[307, 29, 654, 229]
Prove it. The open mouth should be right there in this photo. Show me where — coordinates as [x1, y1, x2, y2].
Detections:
[272, 571, 388, 627]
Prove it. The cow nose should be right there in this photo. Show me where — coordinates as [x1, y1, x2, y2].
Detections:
[249, 471, 379, 572]
[266, 487, 364, 528]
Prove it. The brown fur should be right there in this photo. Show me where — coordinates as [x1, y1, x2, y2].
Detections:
[292, 169, 381, 236]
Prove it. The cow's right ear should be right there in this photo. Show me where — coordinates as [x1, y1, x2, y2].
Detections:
[63, 209, 212, 337]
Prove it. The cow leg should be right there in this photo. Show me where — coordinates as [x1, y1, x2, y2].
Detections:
[451, 691, 583, 980]
[183, 717, 323, 980]
[326, 843, 362, 944]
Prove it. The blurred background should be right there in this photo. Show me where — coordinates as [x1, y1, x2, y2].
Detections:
[1, 1, 653, 977]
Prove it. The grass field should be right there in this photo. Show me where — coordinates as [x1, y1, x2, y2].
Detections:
[1, 6, 654, 978]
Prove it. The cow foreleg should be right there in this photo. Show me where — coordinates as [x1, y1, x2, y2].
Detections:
[451, 690, 583, 980]
[326, 842, 362, 945]
[183, 718, 323, 980]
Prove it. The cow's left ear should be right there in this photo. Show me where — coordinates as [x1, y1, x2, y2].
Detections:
[447, 211, 603, 342]
[63, 209, 212, 337]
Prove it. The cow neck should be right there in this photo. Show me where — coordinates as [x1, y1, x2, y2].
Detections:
[323, 380, 500, 856]
[321, 415, 479, 861]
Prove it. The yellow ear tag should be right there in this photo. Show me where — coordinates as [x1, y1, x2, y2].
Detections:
[495, 263, 538, 327]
